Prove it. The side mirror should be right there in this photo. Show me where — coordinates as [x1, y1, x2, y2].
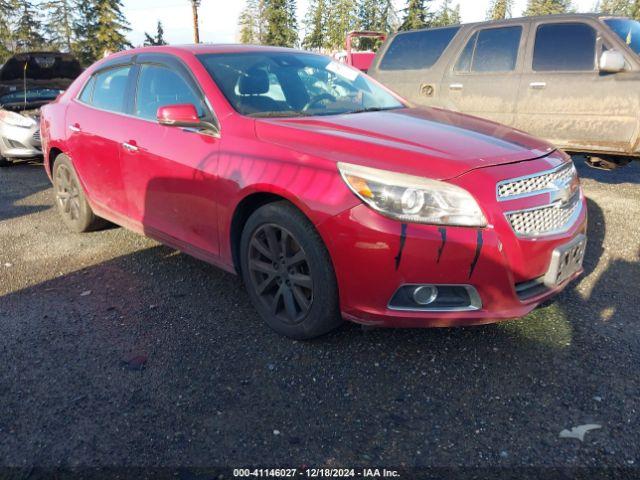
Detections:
[157, 104, 219, 135]
[599, 50, 625, 73]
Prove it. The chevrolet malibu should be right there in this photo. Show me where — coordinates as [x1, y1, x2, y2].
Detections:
[40, 45, 587, 339]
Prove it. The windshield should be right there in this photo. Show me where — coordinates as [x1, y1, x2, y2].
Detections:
[198, 52, 404, 118]
[604, 18, 640, 55]
[0, 88, 63, 106]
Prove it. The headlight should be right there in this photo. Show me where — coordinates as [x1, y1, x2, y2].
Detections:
[338, 162, 487, 227]
[0, 110, 37, 128]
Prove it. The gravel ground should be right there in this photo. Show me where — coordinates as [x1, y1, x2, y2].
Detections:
[0, 158, 639, 473]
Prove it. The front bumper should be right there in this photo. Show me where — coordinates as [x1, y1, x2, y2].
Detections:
[319, 202, 587, 327]
[318, 155, 588, 328]
[0, 121, 42, 159]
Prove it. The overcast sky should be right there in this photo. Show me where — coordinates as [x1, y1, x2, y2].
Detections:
[123, 0, 599, 47]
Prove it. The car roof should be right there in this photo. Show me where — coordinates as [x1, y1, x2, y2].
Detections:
[120, 44, 313, 57]
[393, 12, 618, 34]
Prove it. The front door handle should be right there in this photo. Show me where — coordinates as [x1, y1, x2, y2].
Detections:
[69, 124, 81, 133]
[122, 142, 139, 152]
[529, 82, 547, 90]
[449, 83, 464, 91]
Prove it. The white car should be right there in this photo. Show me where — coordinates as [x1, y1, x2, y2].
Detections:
[0, 52, 81, 167]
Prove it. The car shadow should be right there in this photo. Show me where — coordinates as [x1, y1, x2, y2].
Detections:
[0, 160, 51, 222]
[572, 154, 640, 185]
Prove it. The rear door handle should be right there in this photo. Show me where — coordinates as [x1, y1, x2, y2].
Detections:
[69, 125, 81, 132]
[122, 142, 139, 152]
[449, 83, 464, 91]
[529, 82, 547, 90]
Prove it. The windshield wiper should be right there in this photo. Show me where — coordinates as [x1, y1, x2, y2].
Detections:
[247, 111, 312, 118]
[346, 106, 402, 115]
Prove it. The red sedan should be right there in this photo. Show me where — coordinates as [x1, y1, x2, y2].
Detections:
[40, 45, 587, 339]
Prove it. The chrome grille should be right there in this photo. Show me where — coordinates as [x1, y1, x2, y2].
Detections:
[497, 162, 576, 200]
[32, 130, 41, 143]
[506, 192, 581, 237]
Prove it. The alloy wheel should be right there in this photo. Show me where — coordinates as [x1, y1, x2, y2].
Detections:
[247, 224, 313, 324]
[55, 164, 81, 222]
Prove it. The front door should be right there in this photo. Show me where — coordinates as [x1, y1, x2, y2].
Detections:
[120, 60, 221, 256]
[440, 24, 526, 128]
[515, 20, 638, 153]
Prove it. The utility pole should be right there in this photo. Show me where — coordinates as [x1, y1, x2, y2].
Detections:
[190, 0, 201, 44]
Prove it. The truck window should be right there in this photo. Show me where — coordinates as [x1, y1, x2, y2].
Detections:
[533, 23, 596, 71]
[455, 26, 522, 73]
[379, 27, 459, 71]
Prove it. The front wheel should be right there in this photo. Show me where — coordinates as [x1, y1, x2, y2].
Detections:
[240, 202, 342, 340]
[0, 156, 12, 167]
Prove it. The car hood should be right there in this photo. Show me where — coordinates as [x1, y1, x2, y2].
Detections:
[255, 107, 555, 180]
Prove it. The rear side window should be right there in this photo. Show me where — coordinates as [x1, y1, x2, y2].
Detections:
[134, 64, 206, 120]
[91, 66, 131, 113]
[379, 27, 459, 71]
[78, 76, 96, 103]
[533, 23, 596, 71]
[455, 26, 522, 73]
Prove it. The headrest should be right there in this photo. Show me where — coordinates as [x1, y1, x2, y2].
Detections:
[238, 69, 269, 95]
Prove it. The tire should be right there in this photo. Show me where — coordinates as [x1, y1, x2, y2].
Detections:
[240, 201, 343, 340]
[52, 154, 105, 233]
[0, 156, 12, 167]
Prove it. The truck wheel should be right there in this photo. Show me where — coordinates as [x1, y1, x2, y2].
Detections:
[585, 155, 632, 171]
[52, 154, 106, 232]
[240, 201, 343, 340]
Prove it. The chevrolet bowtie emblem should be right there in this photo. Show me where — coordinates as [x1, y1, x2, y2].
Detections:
[548, 177, 577, 205]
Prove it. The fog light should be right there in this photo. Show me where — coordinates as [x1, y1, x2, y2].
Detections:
[413, 285, 438, 305]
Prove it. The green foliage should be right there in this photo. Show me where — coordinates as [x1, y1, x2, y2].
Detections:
[487, 0, 514, 20]
[399, 0, 433, 31]
[431, 0, 461, 27]
[14, 1, 45, 51]
[302, 0, 327, 50]
[74, 0, 131, 66]
[0, 0, 18, 61]
[524, 0, 573, 16]
[597, 0, 640, 17]
[43, 0, 75, 52]
[324, 0, 358, 49]
[264, 0, 298, 47]
[144, 21, 167, 46]
[238, 0, 267, 44]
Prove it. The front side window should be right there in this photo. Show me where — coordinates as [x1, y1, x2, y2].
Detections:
[604, 18, 640, 55]
[134, 64, 206, 120]
[455, 26, 522, 73]
[533, 23, 596, 71]
[379, 27, 460, 71]
[91, 66, 131, 113]
[199, 52, 404, 118]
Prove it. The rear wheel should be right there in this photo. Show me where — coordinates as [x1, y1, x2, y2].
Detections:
[240, 202, 342, 339]
[52, 154, 105, 232]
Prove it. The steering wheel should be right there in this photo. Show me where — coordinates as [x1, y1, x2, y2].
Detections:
[302, 93, 337, 112]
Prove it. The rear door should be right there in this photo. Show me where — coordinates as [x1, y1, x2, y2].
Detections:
[515, 19, 637, 152]
[370, 26, 460, 105]
[440, 23, 527, 127]
[66, 62, 135, 217]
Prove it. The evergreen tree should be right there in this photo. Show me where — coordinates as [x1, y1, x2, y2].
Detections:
[0, 0, 18, 60]
[524, 0, 573, 16]
[264, 0, 297, 47]
[431, 0, 460, 27]
[399, 0, 433, 31]
[632, 0, 640, 19]
[302, 0, 327, 50]
[73, 0, 96, 65]
[43, 0, 75, 52]
[93, 0, 131, 56]
[325, 0, 357, 49]
[487, 0, 514, 20]
[14, 0, 45, 51]
[598, 0, 635, 15]
[355, 0, 397, 49]
[239, 0, 258, 44]
[144, 21, 167, 46]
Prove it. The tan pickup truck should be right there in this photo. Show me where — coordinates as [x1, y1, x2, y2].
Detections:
[370, 14, 640, 169]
